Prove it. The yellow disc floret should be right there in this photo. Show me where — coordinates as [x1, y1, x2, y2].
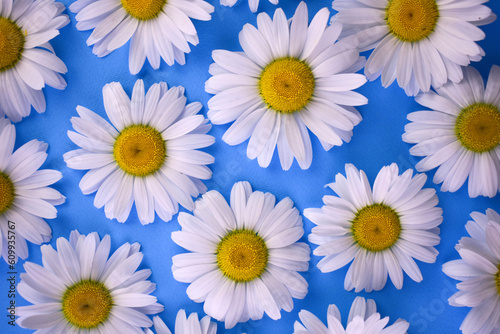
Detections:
[0, 173, 15, 214]
[455, 103, 500, 153]
[352, 204, 401, 252]
[217, 230, 268, 282]
[386, 0, 439, 42]
[259, 57, 315, 114]
[0, 17, 25, 72]
[496, 265, 500, 296]
[62, 280, 112, 329]
[113, 124, 166, 177]
[121, 0, 166, 20]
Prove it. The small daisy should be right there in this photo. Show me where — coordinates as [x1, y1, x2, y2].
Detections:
[171, 181, 310, 329]
[64, 79, 214, 224]
[143, 310, 217, 334]
[16, 230, 163, 332]
[443, 209, 500, 334]
[206, 2, 367, 170]
[403, 65, 500, 198]
[70, 0, 214, 75]
[0, 0, 69, 122]
[294, 297, 409, 333]
[304, 163, 442, 292]
[220, 0, 277, 13]
[0, 118, 64, 263]
[332, 0, 496, 96]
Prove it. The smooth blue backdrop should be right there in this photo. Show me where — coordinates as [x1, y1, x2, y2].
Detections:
[1, 0, 500, 333]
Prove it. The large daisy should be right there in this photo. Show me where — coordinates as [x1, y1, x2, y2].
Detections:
[443, 209, 500, 334]
[171, 181, 310, 328]
[70, 0, 214, 75]
[220, 0, 277, 13]
[16, 230, 164, 332]
[143, 310, 217, 334]
[332, 0, 496, 96]
[294, 297, 409, 333]
[64, 79, 214, 224]
[403, 65, 500, 198]
[205, 2, 367, 170]
[304, 163, 442, 292]
[0, 118, 64, 263]
[0, 0, 69, 122]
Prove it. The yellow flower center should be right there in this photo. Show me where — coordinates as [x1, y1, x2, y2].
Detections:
[62, 280, 112, 329]
[113, 125, 166, 177]
[0, 173, 15, 214]
[121, 0, 166, 20]
[259, 57, 315, 114]
[455, 103, 500, 153]
[386, 0, 439, 42]
[352, 204, 401, 252]
[496, 265, 500, 295]
[0, 17, 25, 72]
[216, 230, 268, 283]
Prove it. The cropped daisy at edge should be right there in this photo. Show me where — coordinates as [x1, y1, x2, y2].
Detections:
[206, 1, 367, 170]
[305, 163, 442, 292]
[143, 309, 217, 334]
[64, 79, 214, 224]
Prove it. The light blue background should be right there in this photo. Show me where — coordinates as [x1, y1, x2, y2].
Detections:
[1, 0, 500, 333]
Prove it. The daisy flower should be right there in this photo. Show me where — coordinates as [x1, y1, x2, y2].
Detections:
[64, 79, 214, 224]
[171, 181, 310, 329]
[443, 209, 500, 334]
[220, 0, 277, 13]
[403, 65, 500, 198]
[0, 0, 69, 122]
[70, 0, 214, 75]
[16, 230, 164, 332]
[205, 2, 367, 170]
[332, 0, 496, 96]
[304, 163, 442, 292]
[0, 118, 64, 263]
[294, 297, 409, 333]
[143, 310, 217, 334]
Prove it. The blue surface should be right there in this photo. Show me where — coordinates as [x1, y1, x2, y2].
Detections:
[1, 0, 500, 333]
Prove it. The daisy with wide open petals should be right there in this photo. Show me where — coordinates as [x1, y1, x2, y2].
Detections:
[403, 65, 500, 198]
[206, 2, 367, 170]
[305, 163, 442, 292]
[143, 309, 217, 334]
[16, 230, 163, 332]
[0, 0, 69, 122]
[332, 0, 496, 96]
[0, 118, 64, 263]
[64, 79, 214, 224]
[294, 297, 409, 334]
[220, 0, 277, 13]
[171, 181, 310, 328]
[443, 209, 500, 334]
[70, 0, 214, 74]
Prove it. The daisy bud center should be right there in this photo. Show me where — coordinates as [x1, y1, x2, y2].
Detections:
[386, 0, 439, 42]
[259, 57, 315, 114]
[121, 0, 166, 20]
[217, 230, 268, 282]
[0, 173, 15, 214]
[455, 103, 500, 153]
[0, 18, 25, 72]
[352, 204, 401, 252]
[62, 280, 112, 329]
[113, 124, 166, 176]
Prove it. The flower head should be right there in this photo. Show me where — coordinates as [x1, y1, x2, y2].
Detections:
[143, 310, 217, 334]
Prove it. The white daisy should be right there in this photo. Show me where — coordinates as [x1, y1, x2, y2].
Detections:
[70, 0, 214, 75]
[143, 310, 217, 334]
[16, 230, 164, 332]
[332, 0, 496, 96]
[294, 297, 409, 334]
[205, 2, 367, 170]
[0, 0, 69, 122]
[0, 117, 64, 263]
[443, 208, 500, 334]
[171, 181, 310, 329]
[403, 65, 500, 198]
[304, 163, 442, 292]
[220, 0, 277, 13]
[63, 79, 214, 224]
